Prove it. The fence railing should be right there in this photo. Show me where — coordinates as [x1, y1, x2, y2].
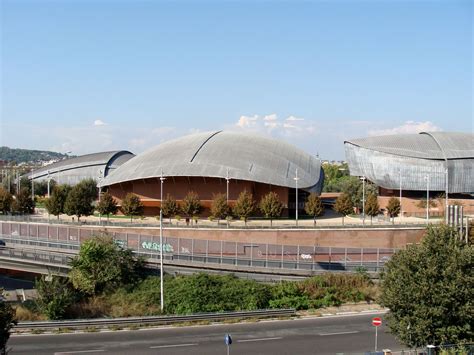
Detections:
[0, 214, 431, 230]
[0, 221, 397, 273]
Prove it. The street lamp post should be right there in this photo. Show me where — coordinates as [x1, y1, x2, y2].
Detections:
[445, 167, 449, 223]
[47, 171, 51, 198]
[294, 169, 300, 227]
[159, 170, 166, 312]
[226, 168, 230, 204]
[424, 174, 430, 223]
[360, 176, 366, 225]
[98, 170, 103, 224]
[399, 169, 402, 220]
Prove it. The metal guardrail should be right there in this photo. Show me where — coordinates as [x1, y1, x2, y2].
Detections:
[15, 308, 296, 330]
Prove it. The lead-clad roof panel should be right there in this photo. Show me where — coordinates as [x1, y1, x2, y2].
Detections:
[29, 150, 135, 179]
[100, 131, 322, 190]
[345, 132, 474, 160]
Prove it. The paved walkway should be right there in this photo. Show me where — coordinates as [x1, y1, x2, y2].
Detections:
[25, 208, 438, 229]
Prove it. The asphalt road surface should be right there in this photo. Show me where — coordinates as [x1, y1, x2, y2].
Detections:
[10, 313, 404, 355]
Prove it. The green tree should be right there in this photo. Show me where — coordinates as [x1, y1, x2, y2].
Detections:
[0, 188, 12, 215]
[45, 185, 71, 219]
[79, 178, 98, 202]
[14, 188, 35, 214]
[35, 276, 76, 320]
[364, 193, 379, 225]
[33, 180, 50, 197]
[64, 182, 95, 221]
[386, 197, 401, 224]
[181, 191, 202, 222]
[120, 193, 144, 223]
[233, 190, 256, 226]
[259, 191, 283, 227]
[304, 193, 324, 226]
[0, 289, 16, 355]
[333, 193, 354, 225]
[69, 234, 145, 295]
[97, 192, 118, 221]
[161, 194, 179, 224]
[380, 225, 473, 347]
[337, 176, 378, 210]
[210, 193, 230, 224]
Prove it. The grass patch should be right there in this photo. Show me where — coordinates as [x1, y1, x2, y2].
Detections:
[30, 329, 45, 334]
[84, 326, 98, 333]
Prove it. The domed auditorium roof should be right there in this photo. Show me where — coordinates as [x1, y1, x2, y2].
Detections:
[100, 131, 323, 191]
[345, 132, 474, 160]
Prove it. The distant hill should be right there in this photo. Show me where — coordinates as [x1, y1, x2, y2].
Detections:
[0, 146, 70, 164]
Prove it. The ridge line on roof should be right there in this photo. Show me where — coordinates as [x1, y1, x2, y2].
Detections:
[189, 131, 222, 163]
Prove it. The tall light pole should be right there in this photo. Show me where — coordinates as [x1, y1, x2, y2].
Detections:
[31, 178, 35, 200]
[226, 168, 230, 204]
[445, 167, 449, 223]
[360, 176, 366, 225]
[159, 170, 166, 312]
[98, 170, 103, 224]
[424, 174, 430, 223]
[399, 169, 402, 220]
[47, 171, 51, 198]
[294, 169, 300, 227]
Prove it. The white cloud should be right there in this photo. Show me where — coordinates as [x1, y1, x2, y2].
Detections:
[286, 115, 304, 122]
[264, 121, 280, 129]
[263, 113, 278, 121]
[283, 123, 297, 129]
[93, 119, 107, 126]
[368, 121, 442, 136]
[236, 115, 258, 128]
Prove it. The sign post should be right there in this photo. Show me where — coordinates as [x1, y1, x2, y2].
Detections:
[225, 334, 232, 355]
[372, 317, 382, 351]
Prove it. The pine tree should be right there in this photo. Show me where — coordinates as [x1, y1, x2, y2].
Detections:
[259, 191, 283, 227]
[97, 191, 118, 221]
[233, 190, 255, 226]
[304, 193, 324, 226]
[333, 193, 354, 225]
[210, 193, 230, 224]
[121, 193, 144, 223]
[364, 193, 379, 225]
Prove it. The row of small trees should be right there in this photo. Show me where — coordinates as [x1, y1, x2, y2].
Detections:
[333, 193, 401, 224]
[44, 180, 400, 224]
[158, 190, 325, 226]
[0, 187, 35, 215]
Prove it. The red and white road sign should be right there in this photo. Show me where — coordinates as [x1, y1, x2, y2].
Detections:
[372, 317, 382, 327]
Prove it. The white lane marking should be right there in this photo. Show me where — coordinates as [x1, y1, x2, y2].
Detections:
[150, 343, 198, 349]
[54, 350, 105, 355]
[237, 337, 283, 343]
[319, 331, 359, 336]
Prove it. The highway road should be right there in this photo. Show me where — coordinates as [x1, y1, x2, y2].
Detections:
[9, 313, 404, 354]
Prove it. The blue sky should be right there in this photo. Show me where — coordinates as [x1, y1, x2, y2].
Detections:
[1, 0, 472, 159]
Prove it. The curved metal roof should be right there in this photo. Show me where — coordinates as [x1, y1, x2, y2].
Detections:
[29, 151, 135, 180]
[345, 132, 474, 160]
[100, 131, 322, 191]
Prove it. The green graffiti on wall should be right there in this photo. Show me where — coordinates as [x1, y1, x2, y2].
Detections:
[141, 241, 174, 253]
